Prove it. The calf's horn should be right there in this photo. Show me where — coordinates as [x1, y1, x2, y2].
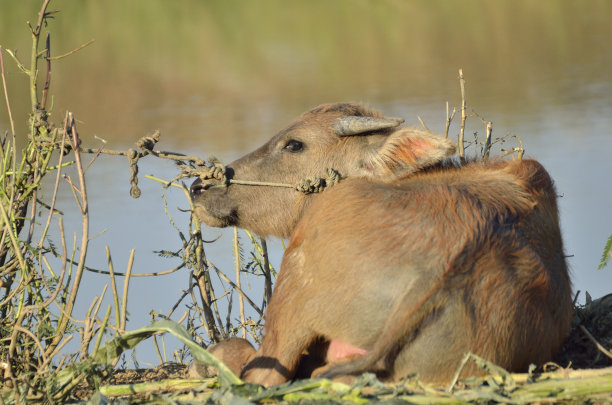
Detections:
[332, 116, 404, 136]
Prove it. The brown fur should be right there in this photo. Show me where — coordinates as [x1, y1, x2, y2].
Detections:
[189, 337, 256, 378]
[190, 103, 573, 386]
[241, 159, 572, 386]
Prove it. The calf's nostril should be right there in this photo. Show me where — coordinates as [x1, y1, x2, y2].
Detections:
[190, 178, 206, 196]
[190, 178, 222, 197]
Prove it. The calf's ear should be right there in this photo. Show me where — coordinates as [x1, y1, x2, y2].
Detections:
[365, 128, 456, 179]
[333, 115, 404, 136]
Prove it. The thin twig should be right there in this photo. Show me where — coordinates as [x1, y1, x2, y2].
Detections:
[38, 128, 67, 248]
[0, 47, 16, 137]
[40, 335, 73, 372]
[41, 33, 51, 109]
[483, 121, 492, 162]
[0, 46, 19, 237]
[444, 101, 456, 139]
[447, 353, 471, 393]
[515, 135, 525, 159]
[458, 68, 467, 161]
[33, 0, 52, 37]
[212, 264, 263, 317]
[417, 116, 430, 132]
[580, 325, 612, 361]
[79, 146, 204, 164]
[47, 39, 94, 61]
[194, 270, 223, 342]
[29, 0, 52, 110]
[84, 262, 185, 277]
[13, 326, 48, 366]
[0, 201, 28, 276]
[81, 285, 108, 359]
[261, 238, 273, 307]
[37, 252, 67, 309]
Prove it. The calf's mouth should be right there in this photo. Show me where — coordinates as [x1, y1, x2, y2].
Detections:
[190, 177, 238, 228]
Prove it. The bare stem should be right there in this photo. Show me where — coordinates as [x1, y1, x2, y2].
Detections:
[47, 113, 89, 354]
[261, 238, 273, 307]
[29, 0, 52, 110]
[484, 121, 492, 162]
[417, 116, 430, 132]
[0, 47, 16, 137]
[458, 68, 467, 161]
[106, 246, 121, 332]
[120, 249, 135, 333]
[212, 264, 263, 317]
[40, 33, 51, 109]
[194, 271, 222, 342]
[233, 227, 246, 338]
[515, 136, 525, 160]
[48, 39, 95, 61]
[38, 128, 67, 248]
[444, 101, 456, 140]
[580, 325, 612, 361]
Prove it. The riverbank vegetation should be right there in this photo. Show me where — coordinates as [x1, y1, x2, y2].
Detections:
[1, 2, 612, 403]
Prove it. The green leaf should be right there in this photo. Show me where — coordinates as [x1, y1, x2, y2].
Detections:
[210, 388, 257, 405]
[598, 234, 612, 270]
[52, 320, 242, 398]
[86, 391, 115, 405]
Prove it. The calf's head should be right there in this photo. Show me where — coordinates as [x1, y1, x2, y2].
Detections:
[190, 103, 455, 238]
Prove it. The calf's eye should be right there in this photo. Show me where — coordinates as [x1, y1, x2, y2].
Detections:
[284, 140, 304, 153]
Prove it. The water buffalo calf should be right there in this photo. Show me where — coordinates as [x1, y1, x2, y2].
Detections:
[190, 103, 573, 386]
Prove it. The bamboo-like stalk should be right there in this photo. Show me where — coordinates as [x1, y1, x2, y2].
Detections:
[100, 378, 209, 397]
[233, 227, 246, 338]
[98, 366, 612, 403]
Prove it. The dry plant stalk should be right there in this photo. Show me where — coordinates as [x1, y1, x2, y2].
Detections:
[1, 2, 266, 400]
[1, 4, 272, 397]
[0, 2, 102, 396]
[448, 69, 523, 162]
[458, 68, 467, 161]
